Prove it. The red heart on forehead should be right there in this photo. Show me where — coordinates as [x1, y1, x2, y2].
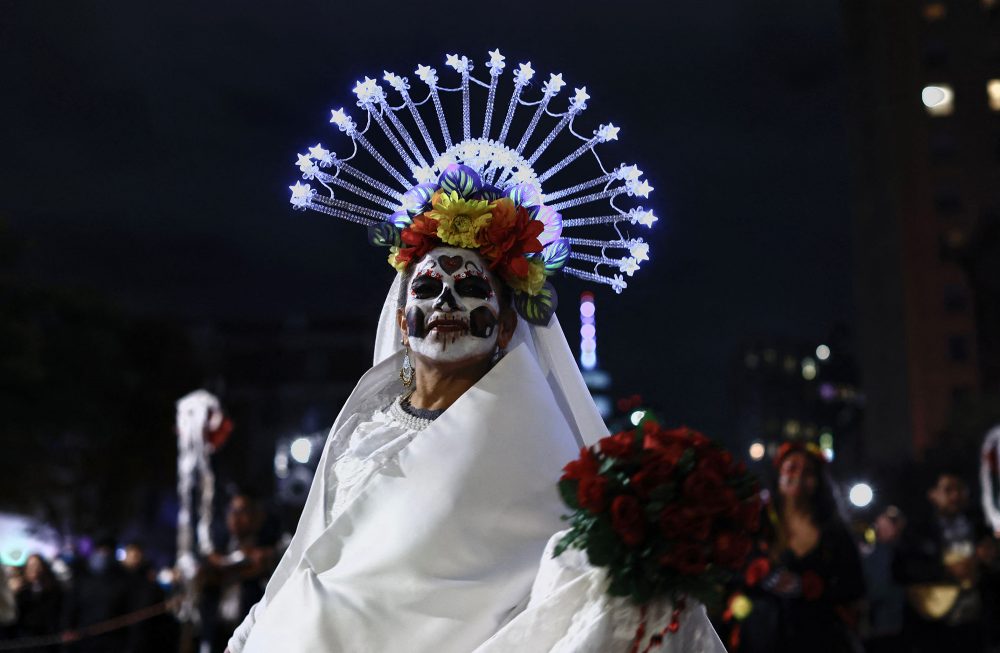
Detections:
[437, 255, 463, 274]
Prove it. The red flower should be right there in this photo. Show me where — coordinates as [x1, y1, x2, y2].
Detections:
[682, 469, 736, 513]
[660, 503, 712, 541]
[661, 541, 707, 575]
[643, 428, 687, 465]
[744, 557, 771, 587]
[396, 215, 441, 268]
[714, 531, 753, 569]
[478, 200, 543, 278]
[599, 431, 636, 459]
[801, 570, 825, 600]
[561, 447, 599, 481]
[610, 495, 646, 547]
[577, 475, 609, 513]
[630, 453, 676, 498]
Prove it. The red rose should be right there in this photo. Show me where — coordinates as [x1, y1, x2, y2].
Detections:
[643, 428, 687, 465]
[659, 503, 712, 541]
[744, 557, 771, 587]
[660, 541, 707, 575]
[610, 495, 646, 547]
[577, 475, 609, 513]
[599, 431, 636, 459]
[630, 453, 676, 498]
[561, 447, 599, 481]
[801, 570, 825, 600]
[682, 469, 734, 512]
[714, 531, 753, 569]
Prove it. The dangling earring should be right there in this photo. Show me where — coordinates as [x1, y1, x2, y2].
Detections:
[490, 345, 506, 366]
[400, 346, 414, 387]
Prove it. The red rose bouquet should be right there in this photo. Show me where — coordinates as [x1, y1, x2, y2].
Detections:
[556, 418, 760, 642]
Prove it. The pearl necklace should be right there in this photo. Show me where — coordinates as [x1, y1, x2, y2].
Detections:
[387, 392, 440, 431]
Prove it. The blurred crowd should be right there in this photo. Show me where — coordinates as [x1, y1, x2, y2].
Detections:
[0, 492, 278, 653]
[6, 456, 1000, 652]
[720, 442, 1000, 653]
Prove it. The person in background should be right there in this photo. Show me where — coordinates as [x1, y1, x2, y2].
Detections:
[863, 506, 907, 653]
[737, 442, 866, 653]
[894, 470, 994, 653]
[11, 554, 63, 652]
[61, 536, 136, 652]
[199, 492, 277, 653]
[0, 564, 17, 636]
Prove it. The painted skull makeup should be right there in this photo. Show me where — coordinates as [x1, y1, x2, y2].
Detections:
[404, 246, 502, 364]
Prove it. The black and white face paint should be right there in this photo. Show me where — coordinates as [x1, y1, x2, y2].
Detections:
[404, 246, 501, 363]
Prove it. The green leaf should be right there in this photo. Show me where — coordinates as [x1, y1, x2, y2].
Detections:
[558, 478, 580, 510]
[367, 222, 401, 248]
[512, 281, 558, 326]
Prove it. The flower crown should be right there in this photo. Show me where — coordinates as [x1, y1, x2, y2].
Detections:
[370, 162, 561, 322]
[289, 51, 659, 325]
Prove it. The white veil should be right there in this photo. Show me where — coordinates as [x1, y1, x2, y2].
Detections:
[373, 274, 608, 447]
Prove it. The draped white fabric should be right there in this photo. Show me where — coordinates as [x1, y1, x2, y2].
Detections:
[473, 531, 727, 653]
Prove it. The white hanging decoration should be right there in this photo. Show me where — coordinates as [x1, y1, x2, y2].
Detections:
[981, 424, 1000, 534]
[174, 389, 231, 623]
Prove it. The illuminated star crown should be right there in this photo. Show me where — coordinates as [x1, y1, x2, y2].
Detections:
[290, 50, 657, 325]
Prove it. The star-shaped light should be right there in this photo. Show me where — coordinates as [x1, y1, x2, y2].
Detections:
[445, 53, 469, 73]
[570, 87, 590, 109]
[619, 257, 640, 277]
[618, 164, 642, 181]
[610, 274, 628, 294]
[632, 208, 658, 228]
[487, 49, 505, 72]
[383, 71, 408, 91]
[543, 73, 565, 96]
[596, 123, 620, 142]
[415, 64, 438, 86]
[514, 62, 535, 85]
[308, 143, 333, 166]
[295, 153, 317, 177]
[632, 180, 654, 198]
[329, 108, 355, 132]
[353, 77, 382, 103]
[629, 240, 650, 263]
[289, 181, 315, 208]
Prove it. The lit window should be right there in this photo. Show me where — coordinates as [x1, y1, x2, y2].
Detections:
[988, 80, 1000, 111]
[923, 2, 947, 20]
[922, 85, 955, 116]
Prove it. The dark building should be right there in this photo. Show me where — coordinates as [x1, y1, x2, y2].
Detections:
[842, 0, 1000, 463]
[729, 330, 864, 474]
[188, 316, 373, 501]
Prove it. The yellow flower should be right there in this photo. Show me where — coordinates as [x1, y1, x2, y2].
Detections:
[387, 246, 408, 272]
[429, 191, 492, 249]
[730, 594, 753, 621]
[504, 257, 546, 296]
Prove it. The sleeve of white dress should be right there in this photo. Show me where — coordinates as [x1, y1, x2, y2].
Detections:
[474, 531, 728, 653]
[226, 419, 354, 653]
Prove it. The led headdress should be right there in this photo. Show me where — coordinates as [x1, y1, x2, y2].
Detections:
[290, 50, 658, 325]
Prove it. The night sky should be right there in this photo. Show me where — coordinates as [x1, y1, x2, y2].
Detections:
[2, 0, 853, 438]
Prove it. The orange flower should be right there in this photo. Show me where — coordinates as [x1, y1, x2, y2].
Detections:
[478, 198, 543, 278]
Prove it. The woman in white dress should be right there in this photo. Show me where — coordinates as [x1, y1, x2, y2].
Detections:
[226, 50, 726, 652]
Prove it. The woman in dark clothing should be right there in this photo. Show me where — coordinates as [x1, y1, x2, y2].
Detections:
[735, 443, 866, 653]
[13, 554, 63, 653]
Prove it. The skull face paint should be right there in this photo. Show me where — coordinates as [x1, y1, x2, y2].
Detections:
[404, 246, 502, 363]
